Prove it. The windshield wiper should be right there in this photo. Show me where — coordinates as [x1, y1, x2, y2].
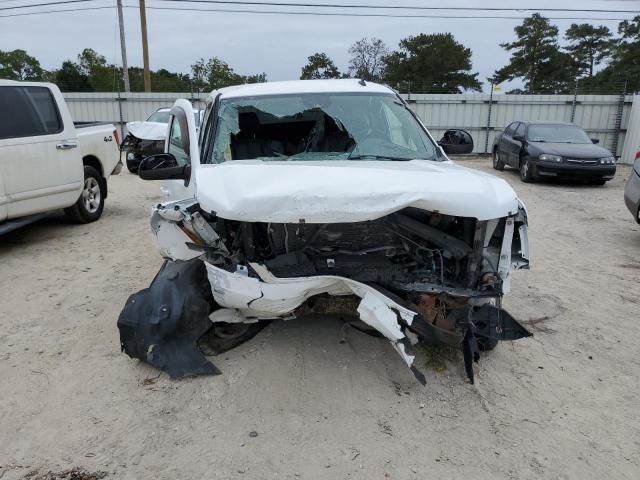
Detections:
[348, 154, 419, 161]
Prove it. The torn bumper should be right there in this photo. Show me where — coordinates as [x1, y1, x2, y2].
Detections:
[118, 258, 531, 384]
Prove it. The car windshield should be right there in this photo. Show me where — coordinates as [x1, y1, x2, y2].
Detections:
[147, 111, 171, 123]
[206, 92, 438, 163]
[527, 124, 591, 144]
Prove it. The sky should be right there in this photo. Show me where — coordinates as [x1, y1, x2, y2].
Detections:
[1, 0, 638, 92]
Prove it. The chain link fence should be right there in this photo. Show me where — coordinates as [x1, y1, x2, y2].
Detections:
[56, 78, 635, 160]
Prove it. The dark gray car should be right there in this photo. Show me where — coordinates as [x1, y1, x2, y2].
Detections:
[492, 121, 616, 185]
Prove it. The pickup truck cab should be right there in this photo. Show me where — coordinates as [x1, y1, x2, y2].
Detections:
[0, 80, 121, 234]
[119, 80, 530, 384]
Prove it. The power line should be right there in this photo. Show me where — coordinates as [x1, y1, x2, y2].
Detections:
[2, 0, 639, 13]
[154, 0, 640, 14]
[148, 5, 638, 21]
[0, 3, 636, 20]
[0, 0, 93, 10]
[0, 4, 109, 15]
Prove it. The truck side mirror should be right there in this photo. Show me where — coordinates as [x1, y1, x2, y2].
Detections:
[512, 134, 526, 143]
[438, 129, 474, 155]
[138, 153, 190, 182]
[591, 138, 600, 144]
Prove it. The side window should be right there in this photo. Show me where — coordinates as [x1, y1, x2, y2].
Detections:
[27, 87, 62, 133]
[514, 123, 525, 136]
[504, 122, 518, 136]
[167, 116, 189, 166]
[0, 86, 62, 140]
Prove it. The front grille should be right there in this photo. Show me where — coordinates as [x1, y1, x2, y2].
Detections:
[565, 158, 599, 165]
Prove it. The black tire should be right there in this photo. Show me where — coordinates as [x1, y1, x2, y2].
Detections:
[519, 157, 535, 183]
[64, 165, 105, 223]
[590, 178, 607, 186]
[126, 162, 138, 174]
[477, 336, 499, 351]
[492, 148, 505, 171]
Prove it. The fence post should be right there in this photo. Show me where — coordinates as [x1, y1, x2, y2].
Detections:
[116, 89, 125, 140]
[611, 81, 627, 157]
[484, 82, 494, 155]
[570, 80, 578, 123]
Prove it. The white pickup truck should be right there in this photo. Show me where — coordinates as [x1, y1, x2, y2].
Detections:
[118, 79, 531, 385]
[0, 80, 122, 234]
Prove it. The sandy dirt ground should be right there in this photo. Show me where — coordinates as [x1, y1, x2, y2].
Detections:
[1, 158, 639, 480]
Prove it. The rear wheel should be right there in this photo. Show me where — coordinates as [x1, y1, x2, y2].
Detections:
[64, 165, 105, 223]
[492, 148, 505, 171]
[519, 157, 535, 183]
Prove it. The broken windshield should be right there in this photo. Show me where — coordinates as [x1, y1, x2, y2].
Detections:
[205, 92, 438, 164]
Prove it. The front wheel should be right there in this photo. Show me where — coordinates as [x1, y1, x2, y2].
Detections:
[519, 157, 535, 183]
[492, 149, 505, 171]
[64, 165, 105, 223]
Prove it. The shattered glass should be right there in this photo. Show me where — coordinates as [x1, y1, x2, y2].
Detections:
[205, 93, 439, 164]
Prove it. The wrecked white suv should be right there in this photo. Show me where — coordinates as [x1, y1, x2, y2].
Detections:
[118, 79, 530, 384]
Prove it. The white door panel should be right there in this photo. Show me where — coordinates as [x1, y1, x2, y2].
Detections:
[0, 85, 83, 219]
[160, 100, 198, 202]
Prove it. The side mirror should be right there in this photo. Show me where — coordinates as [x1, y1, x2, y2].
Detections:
[437, 129, 474, 155]
[591, 138, 600, 144]
[512, 135, 526, 143]
[138, 153, 190, 181]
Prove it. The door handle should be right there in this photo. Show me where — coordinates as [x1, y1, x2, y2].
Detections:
[56, 142, 78, 150]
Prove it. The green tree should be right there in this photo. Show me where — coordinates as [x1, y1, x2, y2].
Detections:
[190, 57, 248, 91]
[54, 60, 92, 91]
[244, 72, 267, 84]
[493, 14, 577, 93]
[348, 38, 388, 81]
[383, 33, 482, 93]
[0, 49, 44, 80]
[592, 16, 640, 92]
[76, 48, 117, 91]
[300, 53, 342, 80]
[565, 24, 615, 77]
[151, 68, 192, 92]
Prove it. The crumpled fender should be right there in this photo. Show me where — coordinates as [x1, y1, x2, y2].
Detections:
[117, 259, 220, 378]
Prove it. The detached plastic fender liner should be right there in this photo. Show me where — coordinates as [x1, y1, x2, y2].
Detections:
[117, 259, 220, 378]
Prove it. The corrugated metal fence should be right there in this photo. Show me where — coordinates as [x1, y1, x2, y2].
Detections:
[63, 91, 637, 163]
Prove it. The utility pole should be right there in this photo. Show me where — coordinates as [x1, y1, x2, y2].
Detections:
[139, 0, 151, 92]
[116, 0, 130, 92]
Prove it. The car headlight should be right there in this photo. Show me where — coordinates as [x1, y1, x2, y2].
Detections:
[600, 156, 615, 164]
[539, 154, 562, 162]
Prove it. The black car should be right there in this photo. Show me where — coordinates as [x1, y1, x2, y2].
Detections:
[492, 121, 616, 185]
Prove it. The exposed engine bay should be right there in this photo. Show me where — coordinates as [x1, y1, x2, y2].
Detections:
[118, 199, 531, 384]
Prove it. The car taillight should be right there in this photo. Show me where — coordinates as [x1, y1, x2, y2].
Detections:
[635, 150, 640, 160]
[113, 129, 120, 148]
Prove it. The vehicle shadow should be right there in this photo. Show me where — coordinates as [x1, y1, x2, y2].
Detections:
[500, 165, 611, 189]
[0, 213, 73, 251]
